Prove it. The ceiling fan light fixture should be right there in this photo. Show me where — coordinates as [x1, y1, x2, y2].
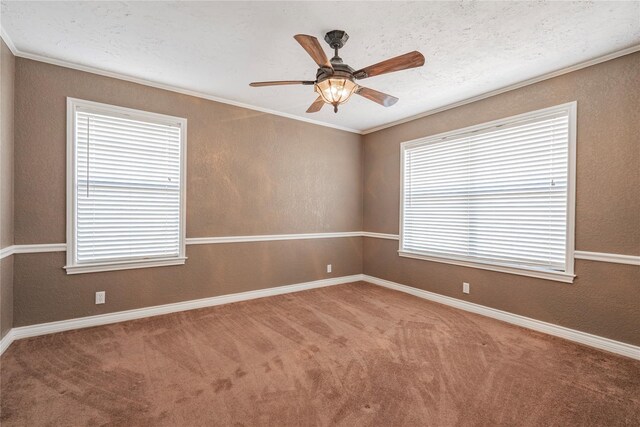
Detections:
[250, 30, 425, 114]
[315, 78, 358, 112]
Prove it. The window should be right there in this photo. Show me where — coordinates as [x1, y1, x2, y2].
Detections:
[66, 98, 187, 274]
[400, 103, 576, 282]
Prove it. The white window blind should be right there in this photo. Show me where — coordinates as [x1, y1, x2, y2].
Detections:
[400, 104, 575, 280]
[67, 99, 186, 274]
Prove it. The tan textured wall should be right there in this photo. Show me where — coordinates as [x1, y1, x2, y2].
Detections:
[0, 257, 12, 338]
[0, 39, 15, 338]
[363, 52, 640, 345]
[12, 58, 363, 326]
[8, 51, 640, 346]
[0, 40, 13, 249]
[15, 59, 363, 243]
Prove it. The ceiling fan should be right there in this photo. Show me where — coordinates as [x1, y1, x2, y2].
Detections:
[249, 30, 425, 113]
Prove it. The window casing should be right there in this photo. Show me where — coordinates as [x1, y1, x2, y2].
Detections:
[66, 98, 187, 274]
[400, 102, 576, 283]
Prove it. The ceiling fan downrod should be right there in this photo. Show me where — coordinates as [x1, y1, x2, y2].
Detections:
[325, 30, 349, 64]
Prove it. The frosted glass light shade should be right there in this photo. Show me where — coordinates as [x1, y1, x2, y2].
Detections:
[315, 78, 358, 106]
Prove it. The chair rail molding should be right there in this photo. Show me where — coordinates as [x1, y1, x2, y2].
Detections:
[2, 234, 639, 267]
[574, 251, 640, 266]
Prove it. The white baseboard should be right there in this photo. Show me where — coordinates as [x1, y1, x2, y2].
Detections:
[362, 274, 640, 360]
[0, 274, 362, 355]
[0, 329, 15, 355]
[2, 273, 638, 361]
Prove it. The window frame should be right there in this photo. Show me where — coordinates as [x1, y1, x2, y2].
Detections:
[65, 98, 187, 274]
[399, 102, 577, 283]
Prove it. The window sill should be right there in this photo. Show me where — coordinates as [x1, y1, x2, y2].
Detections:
[64, 257, 187, 275]
[398, 251, 575, 283]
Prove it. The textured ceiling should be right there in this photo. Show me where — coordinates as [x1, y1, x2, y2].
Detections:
[1, 1, 639, 132]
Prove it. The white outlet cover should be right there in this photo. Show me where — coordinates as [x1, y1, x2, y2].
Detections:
[327, 264, 332, 273]
[463, 283, 470, 294]
[95, 291, 106, 304]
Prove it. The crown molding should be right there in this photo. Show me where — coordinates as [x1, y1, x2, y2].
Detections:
[17, 50, 362, 134]
[0, 26, 18, 54]
[0, 32, 360, 135]
[2, 32, 639, 140]
[362, 44, 640, 135]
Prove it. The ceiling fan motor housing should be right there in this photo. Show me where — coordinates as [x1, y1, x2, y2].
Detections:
[315, 63, 356, 83]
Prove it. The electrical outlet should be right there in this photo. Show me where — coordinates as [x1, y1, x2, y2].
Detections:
[463, 282, 470, 294]
[327, 264, 332, 273]
[95, 291, 106, 305]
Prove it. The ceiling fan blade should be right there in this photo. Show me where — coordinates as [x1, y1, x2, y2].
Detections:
[250, 80, 315, 87]
[306, 96, 325, 113]
[354, 51, 425, 79]
[356, 86, 399, 107]
[294, 34, 333, 70]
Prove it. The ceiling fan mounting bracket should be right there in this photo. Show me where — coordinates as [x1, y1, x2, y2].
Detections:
[324, 30, 349, 49]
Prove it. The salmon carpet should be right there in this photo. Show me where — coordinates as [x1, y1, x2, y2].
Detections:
[1, 282, 639, 426]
